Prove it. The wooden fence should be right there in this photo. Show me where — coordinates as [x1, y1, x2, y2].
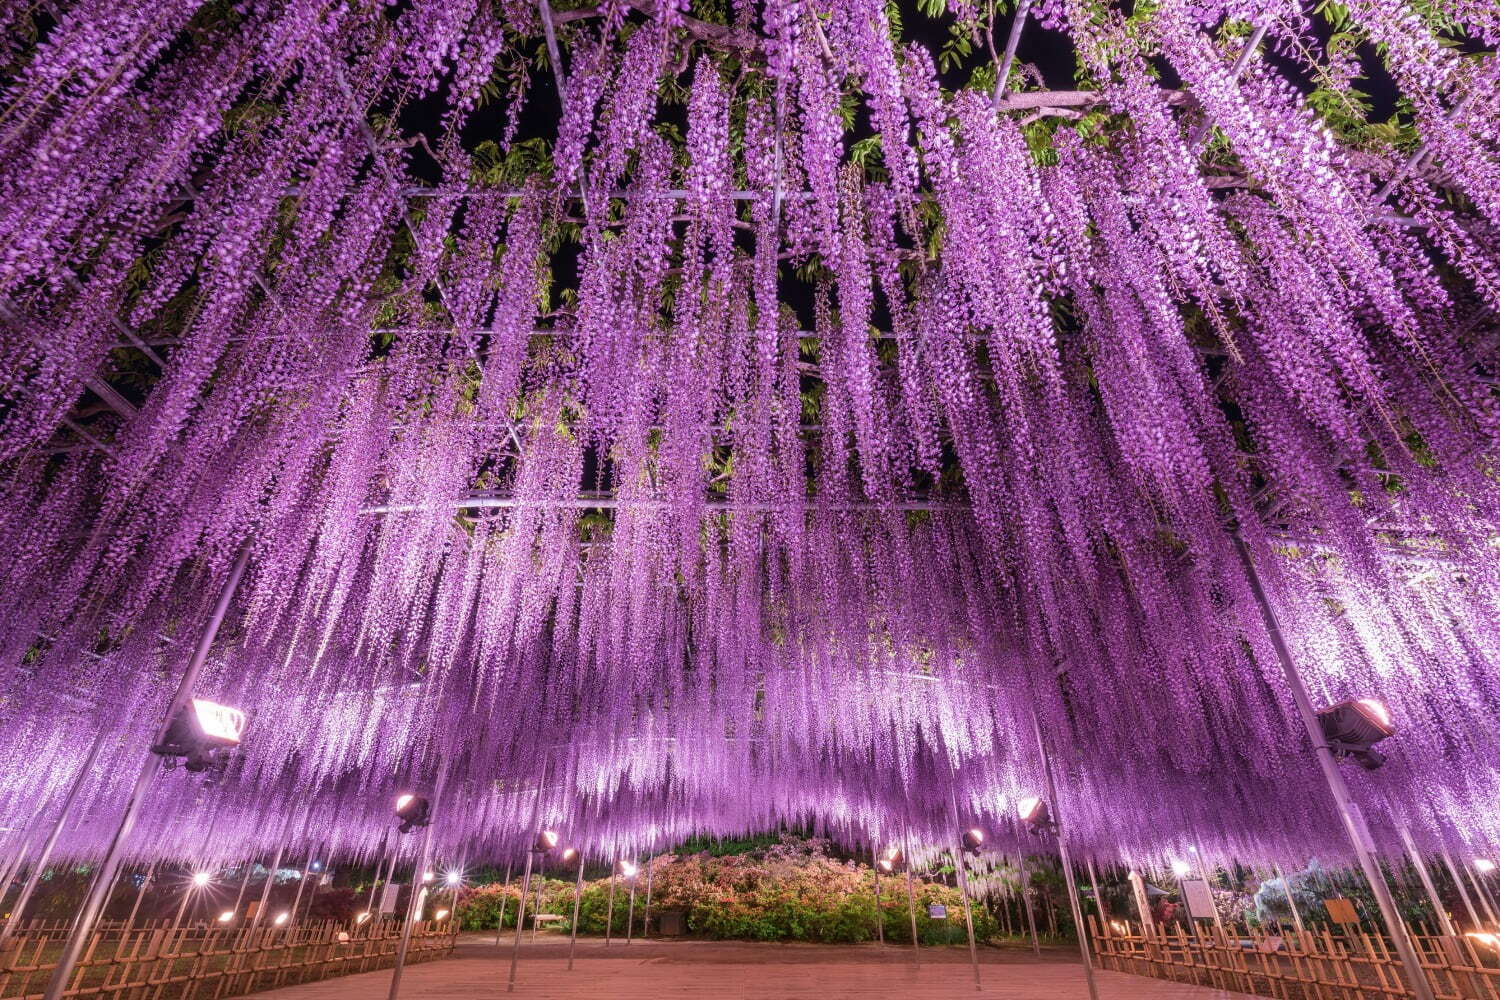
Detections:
[1088, 916, 1500, 1000]
[0, 918, 457, 1000]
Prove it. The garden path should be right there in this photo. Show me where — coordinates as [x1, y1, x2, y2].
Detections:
[245, 933, 1255, 999]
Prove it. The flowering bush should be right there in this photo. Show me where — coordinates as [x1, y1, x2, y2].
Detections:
[458, 837, 996, 945]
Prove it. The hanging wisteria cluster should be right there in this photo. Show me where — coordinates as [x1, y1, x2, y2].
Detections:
[0, 0, 1496, 876]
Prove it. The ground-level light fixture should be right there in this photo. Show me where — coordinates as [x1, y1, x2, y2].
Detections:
[558, 847, 581, 867]
[445, 870, 463, 886]
[395, 793, 431, 833]
[1475, 858, 1496, 874]
[1467, 932, 1499, 951]
[617, 860, 639, 879]
[534, 830, 560, 853]
[1017, 797, 1055, 834]
[422, 870, 435, 882]
[337, 931, 351, 943]
[152, 698, 248, 773]
[1171, 860, 1192, 878]
[273, 912, 290, 926]
[434, 909, 450, 921]
[218, 911, 234, 923]
[1317, 698, 1394, 770]
[961, 828, 985, 852]
[355, 912, 372, 925]
[192, 871, 212, 887]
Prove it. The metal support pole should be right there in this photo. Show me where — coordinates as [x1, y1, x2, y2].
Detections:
[567, 857, 585, 970]
[1440, 849, 1483, 929]
[904, 836, 919, 965]
[507, 850, 536, 991]
[1466, 861, 1499, 924]
[872, 848, 885, 945]
[367, 852, 388, 918]
[950, 832, 982, 992]
[0, 731, 107, 945]
[171, 879, 195, 931]
[508, 759, 550, 992]
[288, 851, 314, 925]
[388, 769, 446, 1000]
[494, 862, 512, 945]
[625, 861, 637, 945]
[1087, 858, 1108, 923]
[229, 859, 254, 923]
[1233, 532, 1437, 1000]
[122, 863, 156, 933]
[1033, 709, 1100, 1000]
[42, 543, 251, 1000]
[1273, 863, 1306, 935]
[252, 844, 284, 929]
[604, 869, 616, 946]
[1019, 850, 1041, 954]
[642, 856, 653, 940]
[1400, 828, 1457, 936]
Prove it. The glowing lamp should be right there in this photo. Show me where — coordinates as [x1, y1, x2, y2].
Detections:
[273, 912, 290, 926]
[961, 828, 985, 852]
[192, 871, 212, 887]
[1172, 860, 1192, 878]
[337, 931, 351, 943]
[434, 909, 450, 920]
[1475, 859, 1496, 874]
[876, 859, 895, 874]
[355, 912, 372, 925]
[1468, 932, 1499, 950]
[422, 871, 435, 882]
[534, 830, 559, 853]
[218, 911, 234, 923]
[152, 698, 248, 773]
[395, 794, 431, 834]
[883, 847, 902, 863]
[1017, 797, 1055, 834]
[617, 860, 639, 879]
[1316, 699, 1394, 770]
[445, 871, 462, 886]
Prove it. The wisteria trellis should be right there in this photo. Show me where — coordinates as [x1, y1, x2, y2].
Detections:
[0, 0, 1496, 876]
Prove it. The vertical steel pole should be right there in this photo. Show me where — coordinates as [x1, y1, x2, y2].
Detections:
[1273, 863, 1306, 935]
[494, 862, 512, 945]
[0, 730, 108, 945]
[1233, 533, 1436, 1000]
[904, 836, 919, 965]
[530, 854, 545, 942]
[229, 858, 254, 923]
[251, 844, 285, 929]
[642, 856, 653, 940]
[122, 863, 156, 932]
[604, 868, 616, 946]
[367, 852, 387, 918]
[388, 769, 446, 1000]
[872, 848, 885, 945]
[1019, 850, 1041, 954]
[1466, 862, 1499, 923]
[1439, 849, 1482, 929]
[1033, 709, 1100, 1000]
[508, 758, 550, 992]
[41, 543, 251, 1000]
[950, 834, 982, 992]
[288, 850, 314, 925]
[1400, 828, 1456, 936]
[625, 861, 637, 945]
[1087, 858, 1108, 923]
[567, 856, 585, 970]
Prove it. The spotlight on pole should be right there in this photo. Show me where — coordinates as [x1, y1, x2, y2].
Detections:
[395, 793, 431, 833]
[961, 828, 985, 852]
[1475, 859, 1496, 874]
[434, 909, 450, 921]
[617, 860, 639, 880]
[218, 911, 234, 923]
[534, 830, 559, 853]
[273, 912, 290, 926]
[1171, 860, 1192, 878]
[1467, 932, 1499, 951]
[151, 698, 247, 773]
[422, 870, 435, 883]
[559, 847, 581, 867]
[192, 871, 212, 887]
[355, 912, 372, 925]
[1316, 698, 1394, 770]
[445, 870, 463, 887]
[1017, 797, 1056, 835]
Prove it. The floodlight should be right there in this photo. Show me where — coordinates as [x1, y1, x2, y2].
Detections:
[1316, 699, 1394, 770]
[310, 861, 322, 871]
[152, 698, 248, 773]
[534, 830, 559, 853]
[422, 870, 435, 882]
[445, 870, 462, 886]
[883, 847, 902, 863]
[434, 909, 450, 920]
[961, 828, 985, 852]
[1468, 932, 1499, 950]
[1171, 860, 1192, 878]
[337, 931, 351, 943]
[1017, 797, 1055, 834]
[395, 794, 431, 833]
[218, 911, 234, 923]
[876, 858, 896, 874]
[1475, 858, 1496, 874]
[273, 912, 290, 925]
[355, 912, 372, 925]
[617, 860, 639, 879]
[192, 871, 212, 887]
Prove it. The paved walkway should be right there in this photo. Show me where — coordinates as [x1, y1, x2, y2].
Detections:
[246, 933, 1255, 999]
